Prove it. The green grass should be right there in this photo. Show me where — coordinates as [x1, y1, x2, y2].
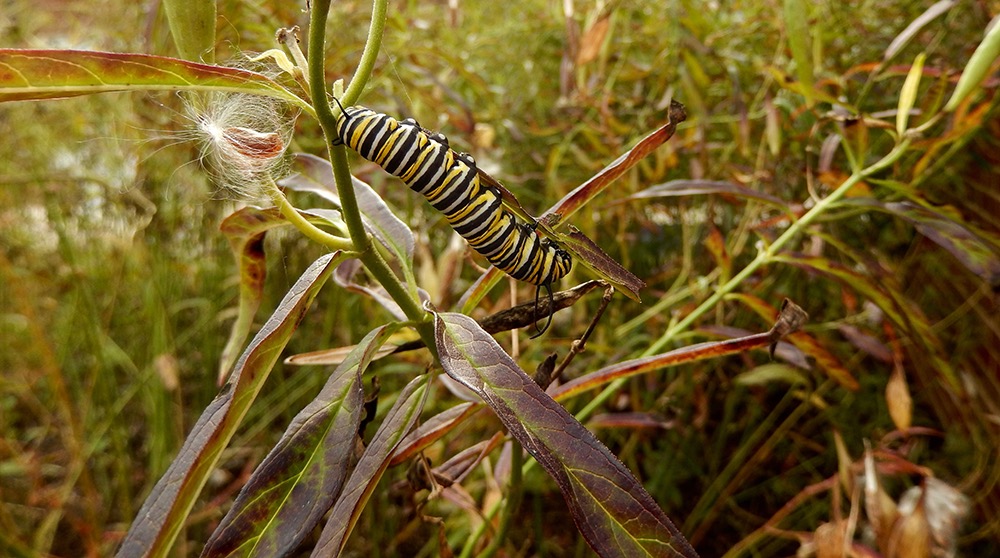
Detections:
[2, 0, 998, 556]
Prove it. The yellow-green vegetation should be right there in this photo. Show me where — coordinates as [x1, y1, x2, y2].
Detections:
[1, 1, 998, 557]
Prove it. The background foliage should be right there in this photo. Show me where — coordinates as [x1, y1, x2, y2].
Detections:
[1, 0, 998, 556]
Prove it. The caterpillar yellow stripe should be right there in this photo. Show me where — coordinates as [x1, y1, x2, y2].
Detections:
[336, 106, 572, 288]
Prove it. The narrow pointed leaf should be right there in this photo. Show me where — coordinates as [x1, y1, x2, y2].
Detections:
[554, 228, 644, 301]
[773, 253, 955, 386]
[202, 326, 396, 558]
[541, 99, 687, 225]
[310, 374, 429, 557]
[884, 1, 956, 61]
[624, 179, 789, 210]
[432, 311, 699, 558]
[551, 300, 809, 401]
[848, 199, 1000, 285]
[117, 253, 343, 558]
[162, 0, 216, 63]
[897, 53, 926, 135]
[783, 0, 814, 105]
[0, 49, 311, 112]
[944, 16, 1000, 111]
[390, 402, 480, 466]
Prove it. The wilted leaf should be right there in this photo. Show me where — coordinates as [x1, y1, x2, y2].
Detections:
[541, 99, 687, 225]
[117, 253, 343, 558]
[310, 374, 429, 557]
[202, 326, 395, 558]
[432, 311, 698, 558]
[886, 365, 913, 432]
[576, 11, 612, 66]
[0, 49, 310, 112]
[553, 301, 807, 401]
[217, 207, 284, 383]
[888, 492, 930, 558]
[730, 294, 859, 390]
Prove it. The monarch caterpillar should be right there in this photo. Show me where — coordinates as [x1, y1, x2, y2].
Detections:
[334, 104, 573, 329]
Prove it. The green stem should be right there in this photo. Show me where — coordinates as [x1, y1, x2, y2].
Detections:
[644, 137, 912, 356]
[342, 0, 389, 107]
[307, 0, 435, 347]
[265, 179, 354, 251]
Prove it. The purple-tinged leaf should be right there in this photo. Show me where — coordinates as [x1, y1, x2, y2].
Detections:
[849, 199, 1000, 285]
[541, 100, 687, 225]
[310, 374, 429, 557]
[201, 326, 396, 558]
[432, 311, 699, 558]
[556, 228, 644, 302]
[390, 402, 480, 466]
[117, 253, 344, 558]
[699, 325, 811, 370]
[430, 433, 505, 488]
[552, 300, 809, 401]
[333, 259, 430, 320]
[837, 324, 893, 363]
[623, 179, 790, 210]
[773, 253, 955, 387]
[281, 153, 415, 264]
[0, 49, 310, 112]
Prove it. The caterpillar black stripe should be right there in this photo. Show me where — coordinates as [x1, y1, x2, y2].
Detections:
[334, 105, 573, 291]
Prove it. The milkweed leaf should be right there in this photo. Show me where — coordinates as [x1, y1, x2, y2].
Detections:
[202, 326, 396, 558]
[117, 253, 343, 558]
[0, 49, 311, 113]
[432, 311, 699, 558]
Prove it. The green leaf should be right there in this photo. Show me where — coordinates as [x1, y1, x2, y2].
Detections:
[783, 0, 814, 106]
[897, 53, 926, 136]
[0, 49, 312, 114]
[432, 311, 699, 558]
[162, 0, 216, 63]
[201, 326, 396, 558]
[734, 363, 810, 386]
[945, 17, 1000, 111]
[116, 253, 343, 558]
[310, 374, 428, 556]
[883, 1, 956, 62]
